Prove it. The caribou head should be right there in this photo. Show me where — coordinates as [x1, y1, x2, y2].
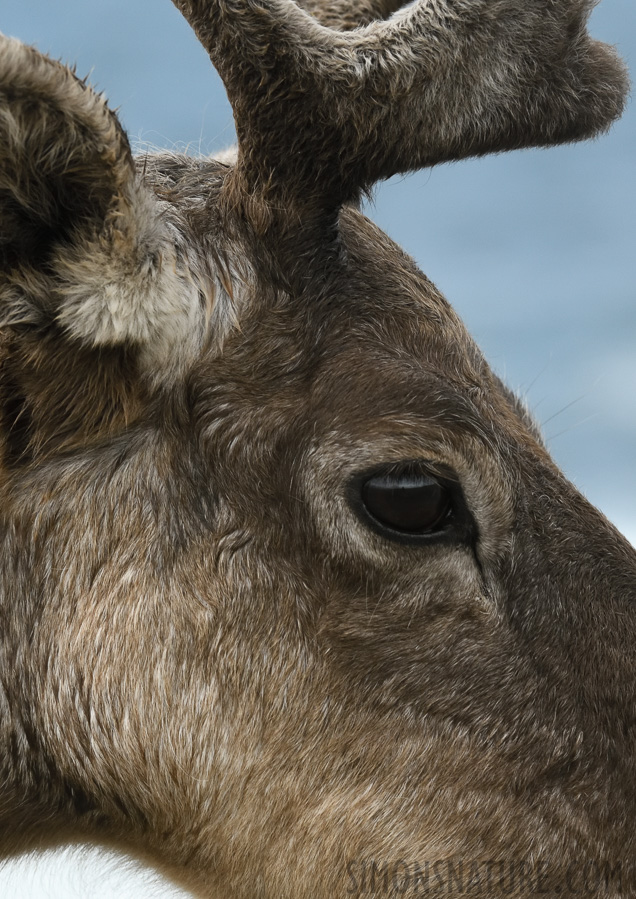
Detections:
[0, 0, 634, 896]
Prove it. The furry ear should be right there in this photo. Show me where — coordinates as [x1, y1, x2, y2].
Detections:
[0, 34, 211, 464]
[0, 38, 133, 268]
[0, 34, 204, 373]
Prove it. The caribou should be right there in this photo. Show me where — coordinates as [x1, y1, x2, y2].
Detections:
[0, 0, 634, 896]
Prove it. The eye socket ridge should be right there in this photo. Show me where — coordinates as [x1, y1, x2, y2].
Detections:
[347, 461, 473, 546]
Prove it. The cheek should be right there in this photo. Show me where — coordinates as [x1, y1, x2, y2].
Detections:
[318, 548, 502, 704]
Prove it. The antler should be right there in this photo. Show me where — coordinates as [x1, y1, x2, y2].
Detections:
[173, 0, 628, 226]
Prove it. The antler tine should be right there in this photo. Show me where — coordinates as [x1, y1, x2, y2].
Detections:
[173, 0, 628, 230]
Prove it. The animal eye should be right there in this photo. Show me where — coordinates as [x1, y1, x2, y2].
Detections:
[361, 468, 452, 535]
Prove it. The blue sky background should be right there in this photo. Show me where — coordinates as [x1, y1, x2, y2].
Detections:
[0, 0, 635, 895]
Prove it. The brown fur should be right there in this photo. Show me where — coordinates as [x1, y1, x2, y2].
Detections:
[0, 1, 634, 897]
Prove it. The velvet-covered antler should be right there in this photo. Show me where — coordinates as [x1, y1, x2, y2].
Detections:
[173, 0, 628, 226]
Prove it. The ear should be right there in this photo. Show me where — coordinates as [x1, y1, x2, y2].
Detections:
[0, 35, 208, 366]
[0, 35, 208, 461]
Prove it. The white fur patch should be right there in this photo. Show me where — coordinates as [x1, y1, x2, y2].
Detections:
[54, 182, 210, 380]
[212, 146, 239, 166]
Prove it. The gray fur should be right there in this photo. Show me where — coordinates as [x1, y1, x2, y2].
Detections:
[0, 1, 634, 897]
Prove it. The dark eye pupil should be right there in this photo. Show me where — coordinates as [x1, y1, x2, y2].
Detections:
[361, 471, 451, 534]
